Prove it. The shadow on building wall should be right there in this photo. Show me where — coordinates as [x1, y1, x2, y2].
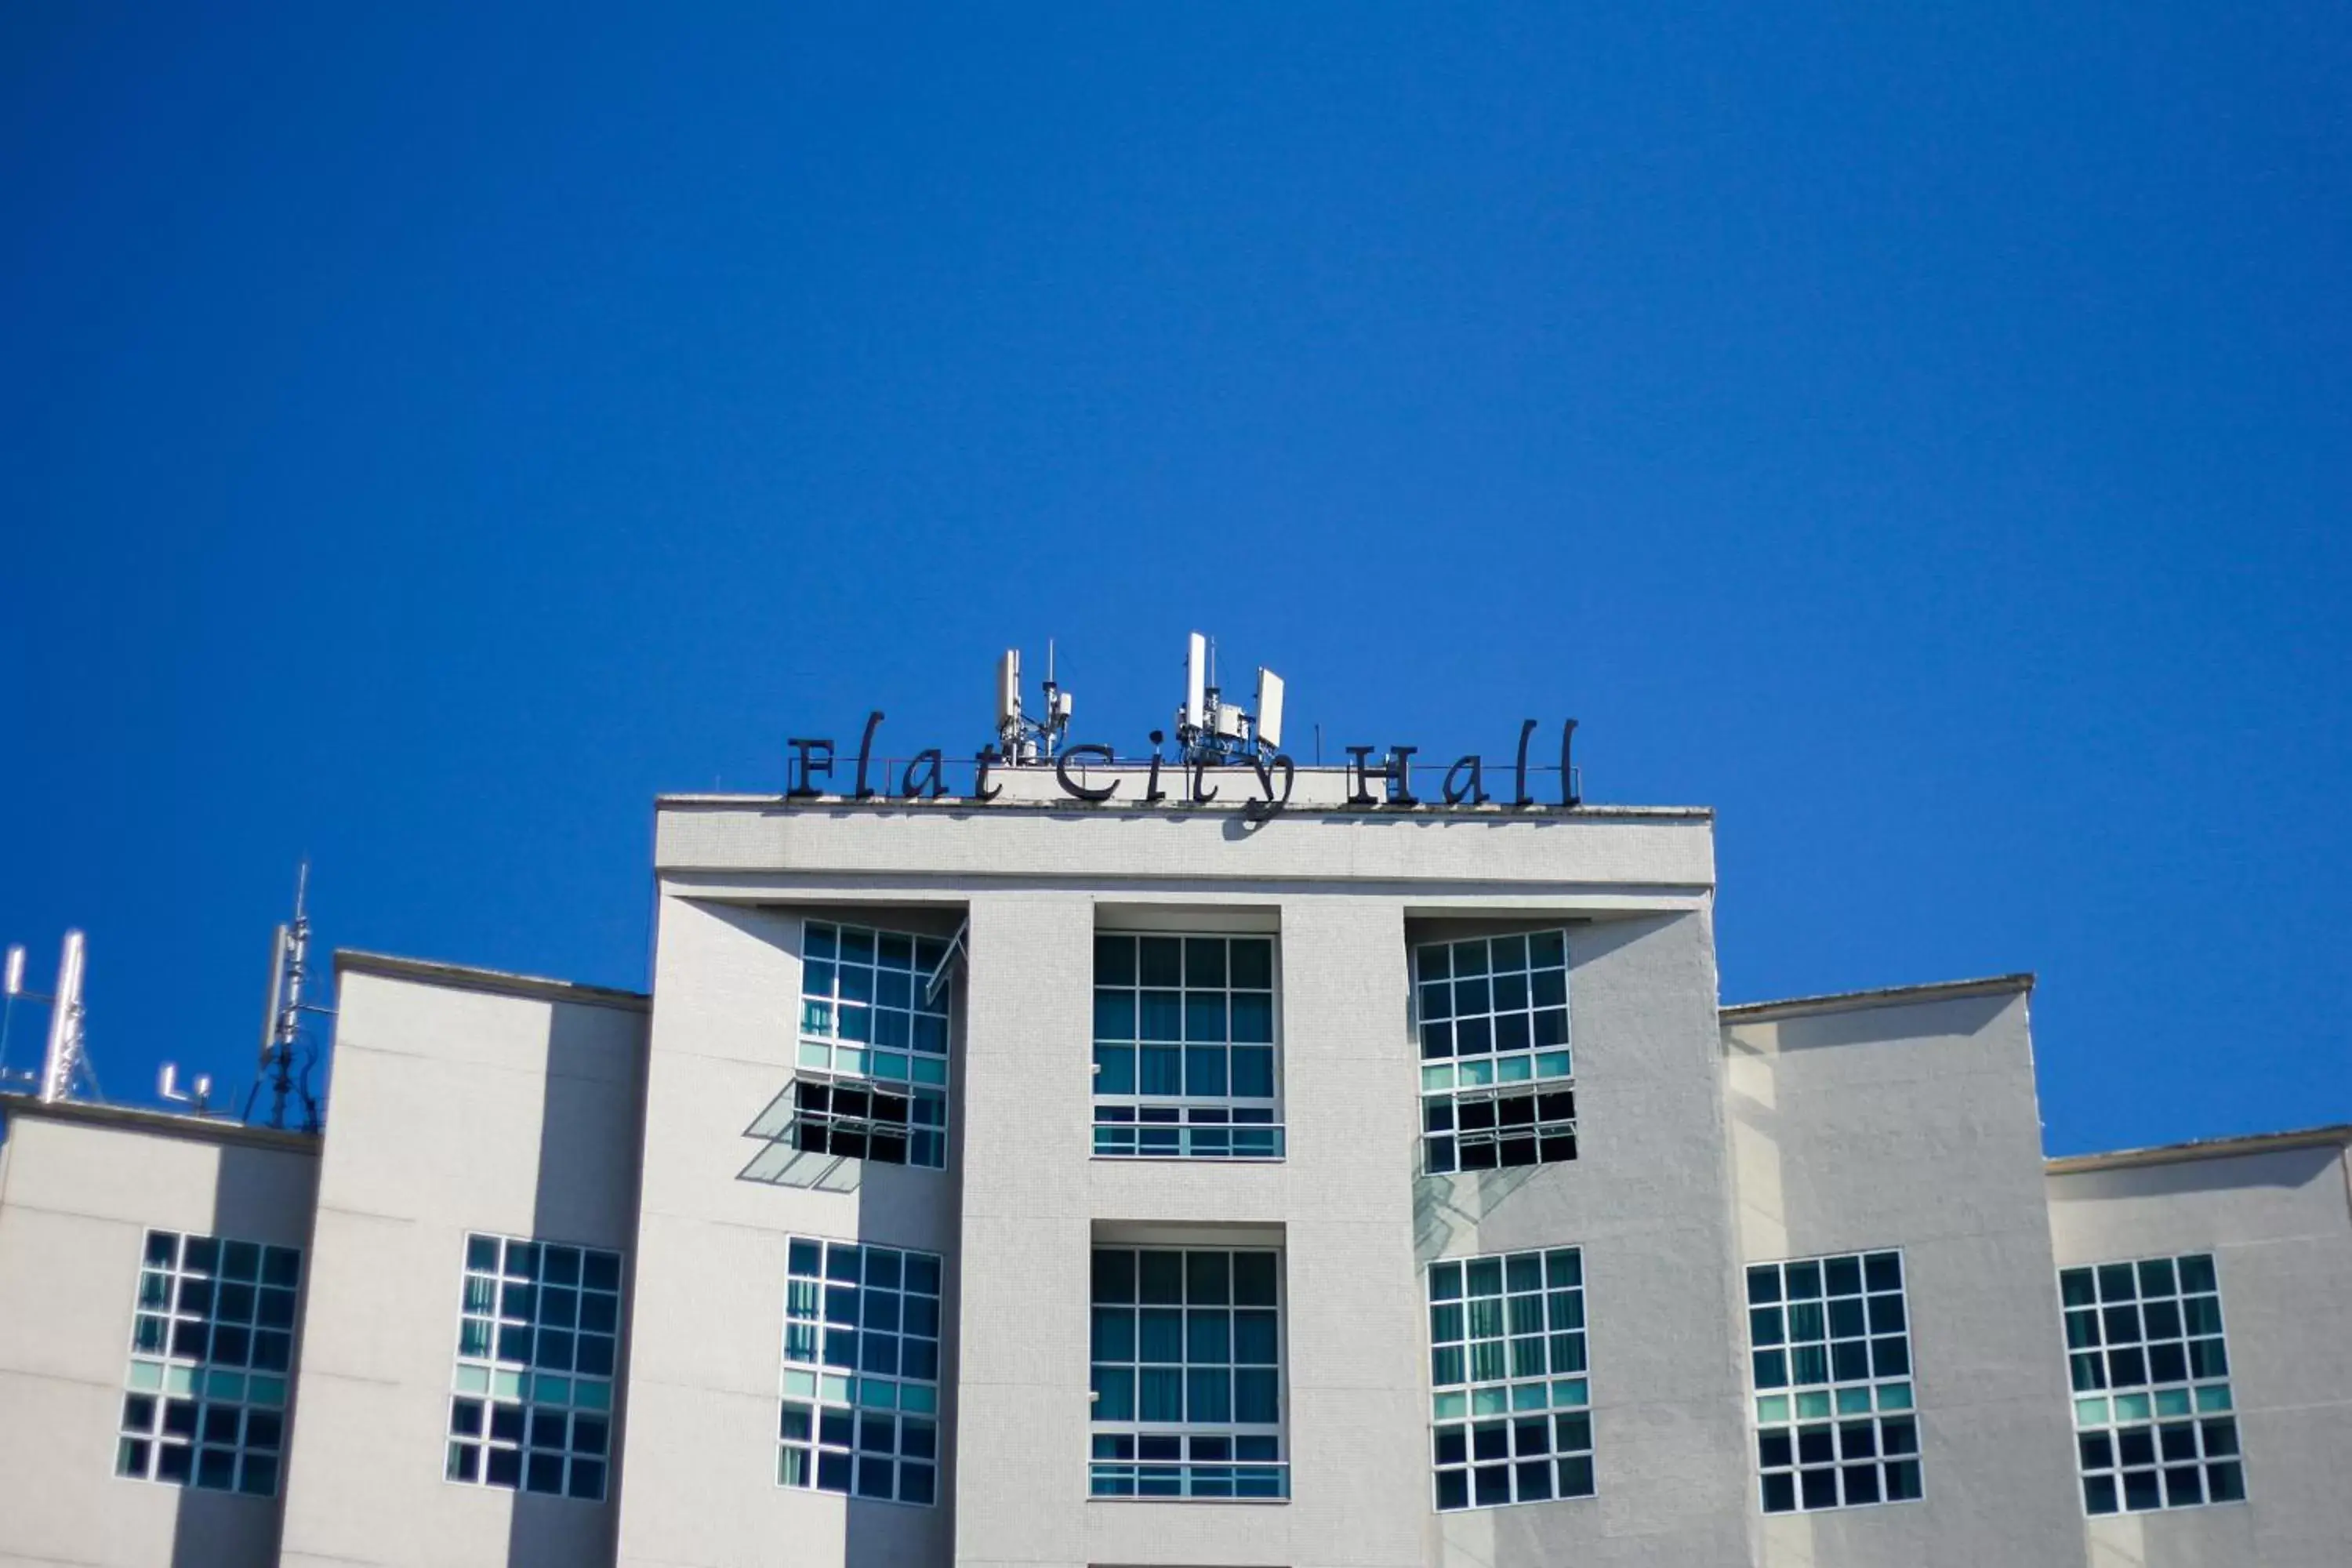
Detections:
[169, 1139, 318, 1568]
[2057, 1143, 2340, 1202]
[503, 993, 649, 1568]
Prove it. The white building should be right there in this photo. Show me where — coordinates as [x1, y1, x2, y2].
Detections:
[2, 759, 2347, 1567]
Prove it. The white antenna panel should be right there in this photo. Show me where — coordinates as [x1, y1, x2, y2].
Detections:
[3, 944, 22, 997]
[996, 650, 1022, 728]
[1184, 633, 1207, 729]
[1256, 670, 1285, 750]
[260, 924, 290, 1068]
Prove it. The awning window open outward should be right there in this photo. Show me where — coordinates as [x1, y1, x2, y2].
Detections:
[924, 920, 968, 1007]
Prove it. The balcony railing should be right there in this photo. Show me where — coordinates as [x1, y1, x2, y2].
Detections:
[1092, 1104, 1284, 1160]
[1088, 1432, 1287, 1498]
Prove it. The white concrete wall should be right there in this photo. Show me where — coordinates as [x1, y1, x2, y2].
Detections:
[1723, 988, 2082, 1568]
[614, 896, 963, 1568]
[1417, 910, 1753, 1568]
[0, 1105, 318, 1568]
[13, 780, 2352, 1568]
[276, 966, 648, 1568]
[637, 799, 1741, 1568]
[654, 796, 1716, 905]
[2048, 1142, 2352, 1568]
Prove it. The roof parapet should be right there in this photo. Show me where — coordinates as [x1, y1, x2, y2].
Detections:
[2047, 1123, 2352, 1175]
[333, 950, 650, 1012]
[1720, 973, 2034, 1025]
[0, 1090, 321, 1155]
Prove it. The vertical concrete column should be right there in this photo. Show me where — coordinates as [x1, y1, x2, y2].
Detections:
[952, 893, 1096, 1568]
[1279, 897, 1428, 1568]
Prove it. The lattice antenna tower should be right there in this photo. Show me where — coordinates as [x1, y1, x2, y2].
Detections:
[993, 639, 1076, 764]
[1173, 631, 1285, 767]
[0, 943, 22, 1087]
[246, 862, 329, 1132]
[0, 930, 101, 1103]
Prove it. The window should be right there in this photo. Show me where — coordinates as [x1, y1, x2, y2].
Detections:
[1413, 931, 1574, 1173]
[1748, 1250, 1919, 1513]
[779, 1236, 942, 1505]
[1426, 1248, 1595, 1511]
[445, 1234, 622, 1501]
[2060, 1253, 2244, 1514]
[1093, 934, 1282, 1159]
[1089, 1247, 1283, 1497]
[116, 1229, 299, 1497]
[790, 922, 952, 1169]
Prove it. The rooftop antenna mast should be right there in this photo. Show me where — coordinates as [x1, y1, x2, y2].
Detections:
[37, 931, 89, 1103]
[1, 932, 102, 1102]
[247, 862, 328, 1133]
[1173, 631, 1285, 768]
[0, 944, 24, 1085]
[993, 641, 1075, 764]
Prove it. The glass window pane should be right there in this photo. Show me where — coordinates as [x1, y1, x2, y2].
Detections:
[1232, 1253, 1277, 1307]
[1094, 990, 1135, 1040]
[1231, 1047, 1275, 1099]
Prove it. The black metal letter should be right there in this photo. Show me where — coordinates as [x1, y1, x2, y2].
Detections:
[1512, 719, 1538, 807]
[1559, 719, 1580, 807]
[1347, 744, 1421, 806]
[1386, 746, 1420, 806]
[1244, 754, 1297, 822]
[854, 710, 886, 799]
[1056, 742, 1120, 802]
[1443, 754, 1487, 806]
[1145, 731, 1167, 803]
[900, 750, 946, 800]
[786, 738, 835, 798]
[1189, 757, 1220, 803]
[969, 747, 1004, 802]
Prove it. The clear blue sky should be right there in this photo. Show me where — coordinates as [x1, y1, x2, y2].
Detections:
[2, 5, 2345, 1155]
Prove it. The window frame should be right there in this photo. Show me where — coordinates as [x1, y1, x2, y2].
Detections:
[1088, 1244, 1287, 1498]
[2059, 1251, 2245, 1515]
[1091, 931, 1284, 1161]
[1410, 929, 1577, 1175]
[114, 1228, 301, 1498]
[778, 1233, 945, 1508]
[444, 1232, 623, 1502]
[788, 920, 956, 1171]
[1424, 1246, 1597, 1512]
[1746, 1248, 1922, 1515]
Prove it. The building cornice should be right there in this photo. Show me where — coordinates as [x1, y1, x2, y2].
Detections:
[1719, 973, 2036, 1025]
[0, 1091, 321, 1156]
[2047, 1123, 2352, 1175]
[333, 950, 650, 1011]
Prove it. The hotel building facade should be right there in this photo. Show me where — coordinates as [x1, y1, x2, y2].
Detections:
[2, 763, 2347, 1567]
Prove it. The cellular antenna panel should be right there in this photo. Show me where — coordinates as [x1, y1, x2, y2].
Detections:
[1256, 670, 1286, 750]
[1184, 633, 1207, 731]
[996, 650, 1022, 730]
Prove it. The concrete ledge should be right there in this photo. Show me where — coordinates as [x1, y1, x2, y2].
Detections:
[2047, 1123, 2352, 1174]
[1720, 973, 2035, 1024]
[0, 1091, 321, 1155]
[333, 949, 650, 1011]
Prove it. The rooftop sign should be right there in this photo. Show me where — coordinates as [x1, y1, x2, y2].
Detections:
[784, 714, 1580, 822]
